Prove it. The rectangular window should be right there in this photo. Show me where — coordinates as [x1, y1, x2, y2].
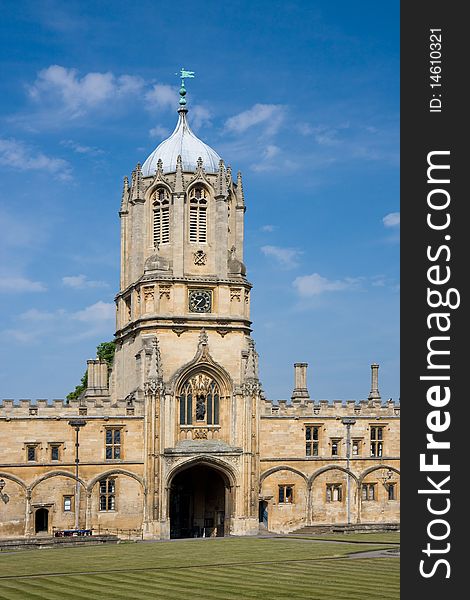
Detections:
[305, 426, 319, 456]
[278, 485, 294, 504]
[331, 438, 341, 456]
[361, 483, 376, 501]
[370, 426, 384, 457]
[352, 439, 361, 456]
[105, 428, 122, 460]
[63, 496, 73, 512]
[26, 445, 37, 462]
[51, 445, 60, 461]
[99, 478, 116, 511]
[326, 484, 343, 502]
[388, 483, 397, 501]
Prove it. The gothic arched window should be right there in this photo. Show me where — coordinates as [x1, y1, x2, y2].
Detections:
[153, 188, 170, 246]
[189, 187, 207, 243]
[179, 373, 220, 425]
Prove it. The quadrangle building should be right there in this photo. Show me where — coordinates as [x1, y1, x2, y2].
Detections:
[0, 86, 400, 540]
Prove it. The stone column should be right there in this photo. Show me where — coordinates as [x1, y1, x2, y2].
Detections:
[85, 491, 92, 530]
[25, 489, 32, 537]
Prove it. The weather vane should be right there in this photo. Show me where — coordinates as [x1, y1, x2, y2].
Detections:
[176, 68, 195, 106]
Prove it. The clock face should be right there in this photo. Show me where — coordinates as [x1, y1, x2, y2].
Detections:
[189, 290, 212, 313]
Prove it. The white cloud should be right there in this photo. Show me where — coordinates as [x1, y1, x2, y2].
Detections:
[145, 84, 179, 111]
[296, 122, 315, 136]
[260, 224, 277, 233]
[225, 104, 285, 135]
[149, 125, 170, 138]
[261, 245, 302, 269]
[0, 138, 72, 180]
[0, 276, 46, 293]
[191, 105, 212, 130]
[312, 123, 349, 146]
[5, 301, 115, 345]
[20, 308, 66, 321]
[28, 65, 144, 118]
[264, 145, 280, 159]
[61, 140, 104, 156]
[62, 274, 108, 289]
[383, 212, 400, 227]
[293, 273, 359, 297]
[73, 301, 115, 323]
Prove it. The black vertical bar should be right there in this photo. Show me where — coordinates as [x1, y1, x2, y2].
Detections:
[401, 2, 465, 594]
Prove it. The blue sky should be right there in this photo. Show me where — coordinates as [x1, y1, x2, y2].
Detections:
[0, 0, 399, 403]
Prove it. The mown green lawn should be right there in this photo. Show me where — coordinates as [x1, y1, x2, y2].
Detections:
[287, 531, 401, 544]
[0, 536, 399, 599]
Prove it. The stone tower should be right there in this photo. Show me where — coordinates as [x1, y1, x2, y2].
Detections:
[112, 83, 261, 538]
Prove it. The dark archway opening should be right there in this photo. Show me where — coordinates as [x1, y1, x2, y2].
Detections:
[169, 465, 230, 539]
[35, 508, 49, 533]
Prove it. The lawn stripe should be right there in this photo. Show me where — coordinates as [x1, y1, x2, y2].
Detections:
[0, 537, 399, 600]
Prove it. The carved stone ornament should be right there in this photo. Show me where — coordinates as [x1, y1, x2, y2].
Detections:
[244, 289, 250, 303]
[144, 378, 164, 395]
[230, 288, 241, 302]
[198, 329, 209, 348]
[193, 428, 208, 440]
[242, 380, 261, 396]
[159, 284, 171, 299]
[193, 250, 207, 266]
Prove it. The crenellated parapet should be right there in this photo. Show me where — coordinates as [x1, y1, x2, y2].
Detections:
[0, 396, 144, 418]
[261, 397, 400, 418]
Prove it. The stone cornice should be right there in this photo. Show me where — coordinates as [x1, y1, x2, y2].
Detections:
[116, 275, 253, 301]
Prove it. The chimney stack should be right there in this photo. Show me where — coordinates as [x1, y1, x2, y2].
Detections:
[368, 363, 381, 401]
[292, 363, 310, 400]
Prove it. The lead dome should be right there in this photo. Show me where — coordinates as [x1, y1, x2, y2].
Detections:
[142, 106, 221, 176]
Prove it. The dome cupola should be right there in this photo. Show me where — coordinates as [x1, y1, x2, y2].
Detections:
[142, 77, 221, 176]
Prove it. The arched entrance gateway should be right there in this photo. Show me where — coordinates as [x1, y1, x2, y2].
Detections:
[169, 463, 233, 539]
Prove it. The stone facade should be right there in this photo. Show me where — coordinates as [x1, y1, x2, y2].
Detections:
[0, 97, 399, 539]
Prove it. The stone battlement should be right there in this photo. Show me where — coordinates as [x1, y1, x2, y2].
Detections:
[262, 397, 400, 418]
[0, 397, 142, 418]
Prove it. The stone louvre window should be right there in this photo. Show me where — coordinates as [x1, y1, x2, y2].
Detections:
[370, 426, 384, 457]
[153, 188, 170, 246]
[326, 483, 343, 502]
[278, 485, 294, 504]
[189, 187, 208, 243]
